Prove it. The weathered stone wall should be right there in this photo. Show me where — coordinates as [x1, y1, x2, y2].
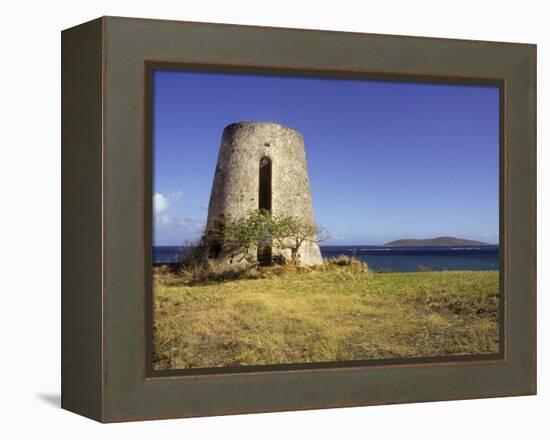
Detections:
[205, 121, 323, 268]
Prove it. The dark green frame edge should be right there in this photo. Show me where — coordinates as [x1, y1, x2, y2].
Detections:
[61, 17, 103, 421]
[61, 16, 536, 423]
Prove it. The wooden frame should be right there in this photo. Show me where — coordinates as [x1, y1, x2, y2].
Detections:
[62, 16, 536, 422]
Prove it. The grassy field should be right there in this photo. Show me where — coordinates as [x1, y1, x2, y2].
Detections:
[153, 261, 499, 370]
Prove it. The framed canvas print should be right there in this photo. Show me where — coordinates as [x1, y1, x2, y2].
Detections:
[61, 16, 536, 422]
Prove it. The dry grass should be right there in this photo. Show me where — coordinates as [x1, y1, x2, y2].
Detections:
[152, 261, 499, 370]
[153, 256, 370, 286]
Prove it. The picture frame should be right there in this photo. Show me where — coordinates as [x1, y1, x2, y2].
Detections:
[61, 16, 536, 422]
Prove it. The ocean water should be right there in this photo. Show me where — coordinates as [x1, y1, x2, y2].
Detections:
[153, 245, 500, 272]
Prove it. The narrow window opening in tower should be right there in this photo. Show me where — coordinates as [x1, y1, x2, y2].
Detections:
[258, 156, 272, 265]
[259, 157, 272, 211]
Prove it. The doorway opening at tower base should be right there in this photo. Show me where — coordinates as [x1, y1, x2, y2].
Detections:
[258, 156, 272, 265]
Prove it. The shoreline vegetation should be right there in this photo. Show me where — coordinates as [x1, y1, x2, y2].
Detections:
[153, 257, 499, 370]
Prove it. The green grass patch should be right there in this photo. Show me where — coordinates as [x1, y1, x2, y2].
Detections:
[153, 264, 499, 370]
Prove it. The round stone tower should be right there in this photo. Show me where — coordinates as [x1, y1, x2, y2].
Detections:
[205, 121, 323, 269]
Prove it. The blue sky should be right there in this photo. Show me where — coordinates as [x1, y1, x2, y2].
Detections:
[153, 69, 499, 246]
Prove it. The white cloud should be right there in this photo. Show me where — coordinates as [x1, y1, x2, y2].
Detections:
[169, 191, 183, 201]
[154, 191, 184, 217]
[153, 191, 205, 244]
[153, 193, 169, 216]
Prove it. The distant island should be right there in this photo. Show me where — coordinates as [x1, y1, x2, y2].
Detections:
[384, 236, 490, 247]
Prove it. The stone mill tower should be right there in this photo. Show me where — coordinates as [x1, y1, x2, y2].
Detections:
[205, 121, 323, 269]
